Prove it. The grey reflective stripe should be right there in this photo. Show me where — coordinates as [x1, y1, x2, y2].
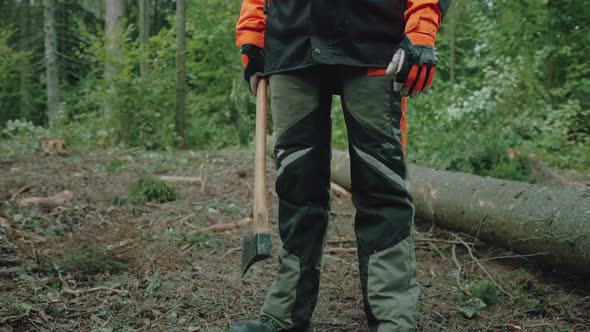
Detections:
[276, 147, 313, 179]
[353, 146, 406, 190]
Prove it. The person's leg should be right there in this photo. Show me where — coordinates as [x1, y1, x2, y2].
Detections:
[260, 67, 332, 330]
[340, 68, 420, 332]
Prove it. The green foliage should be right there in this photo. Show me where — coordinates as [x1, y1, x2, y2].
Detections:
[59, 21, 178, 149]
[399, 0, 590, 175]
[506, 270, 552, 315]
[0, 29, 30, 124]
[185, 232, 218, 249]
[0, 119, 51, 159]
[469, 280, 498, 305]
[331, 98, 349, 151]
[457, 297, 487, 319]
[107, 159, 127, 173]
[144, 268, 161, 297]
[128, 174, 178, 204]
[109, 194, 128, 206]
[52, 3, 253, 150]
[187, 0, 254, 147]
[1, 0, 588, 178]
[61, 244, 128, 275]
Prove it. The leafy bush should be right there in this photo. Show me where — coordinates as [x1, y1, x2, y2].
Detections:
[470, 280, 498, 306]
[2, 0, 588, 179]
[0, 29, 31, 125]
[0, 120, 52, 159]
[61, 244, 128, 275]
[185, 232, 217, 249]
[128, 174, 178, 204]
[107, 159, 127, 173]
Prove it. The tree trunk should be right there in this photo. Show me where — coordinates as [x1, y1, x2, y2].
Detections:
[267, 130, 590, 277]
[230, 75, 246, 145]
[138, 0, 149, 77]
[449, 1, 456, 82]
[175, 0, 187, 146]
[78, 0, 104, 19]
[60, 0, 69, 80]
[104, 0, 125, 116]
[153, 0, 160, 36]
[19, 0, 32, 120]
[327, 148, 590, 276]
[43, 0, 59, 127]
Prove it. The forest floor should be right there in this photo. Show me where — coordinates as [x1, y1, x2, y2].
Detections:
[0, 148, 589, 332]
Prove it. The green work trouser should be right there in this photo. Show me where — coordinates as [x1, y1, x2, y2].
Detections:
[261, 66, 420, 332]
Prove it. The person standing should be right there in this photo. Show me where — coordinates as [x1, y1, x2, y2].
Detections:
[231, 1, 450, 331]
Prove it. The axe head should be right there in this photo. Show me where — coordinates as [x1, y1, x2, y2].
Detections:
[241, 232, 272, 277]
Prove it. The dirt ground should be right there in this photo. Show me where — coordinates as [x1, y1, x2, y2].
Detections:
[0, 148, 589, 332]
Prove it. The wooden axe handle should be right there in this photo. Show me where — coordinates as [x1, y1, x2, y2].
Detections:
[253, 78, 269, 234]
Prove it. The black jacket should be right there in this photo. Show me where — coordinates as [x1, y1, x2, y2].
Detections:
[264, 0, 407, 74]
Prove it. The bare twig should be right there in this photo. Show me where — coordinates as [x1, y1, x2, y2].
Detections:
[416, 237, 474, 246]
[61, 287, 129, 296]
[96, 211, 111, 226]
[454, 234, 514, 300]
[137, 303, 183, 332]
[200, 154, 209, 193]
[428, 241, 447, 260]
[19, 190, 74, 208]
[471, 216, 487, 251]
[0, 310, 30, 324]
[327, 239, 355, 245]
[468, 252, 548, 264]
[4, 224, 46, 243]
[145, 202, 167, 209]
[164, 212, 196, 225]
[158, 175, 202, 183]
[222, 246, 242, 258]
[236, 217, 252, 227]
[329, 211, 355, 217]
[324, 247, 357, 254]
[11, 184, 34, 201]
[330, 182, 352, 199]
[203, 222, 237, 233]
[327, 237, 472, 246]
[451, 244, 465, 292]
[323, 254, 347, 263]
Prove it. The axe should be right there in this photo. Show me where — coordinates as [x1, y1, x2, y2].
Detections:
[241, 78, 272, 277]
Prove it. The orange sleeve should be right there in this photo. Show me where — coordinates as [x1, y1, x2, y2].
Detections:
[235, 0, 266, 49]
[404, 0, 443, 45]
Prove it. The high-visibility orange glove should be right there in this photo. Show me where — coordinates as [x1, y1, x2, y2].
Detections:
[386, 34, 438, 98]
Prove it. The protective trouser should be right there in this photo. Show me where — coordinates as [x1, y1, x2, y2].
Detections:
[261, 66, 420, 332]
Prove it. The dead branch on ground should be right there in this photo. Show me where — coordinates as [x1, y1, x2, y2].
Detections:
[19, 190, 74, 208]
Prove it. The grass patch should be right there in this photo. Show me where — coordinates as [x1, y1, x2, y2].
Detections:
[129, 174, 178, 204]
[107, 159, 128, 173]
[185, 232, 218, 249]
[61, 243, 128, 275]
[470, 280, 498, 305]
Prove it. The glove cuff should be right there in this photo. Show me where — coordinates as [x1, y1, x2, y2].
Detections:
[406, 31, 435, 48]
[240, 44, 265, 88]
[400, 36, 438, 66]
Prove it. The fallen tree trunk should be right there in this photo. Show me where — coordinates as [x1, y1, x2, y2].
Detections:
[329, 149, 590, 276]
[266, 138, 590, 275]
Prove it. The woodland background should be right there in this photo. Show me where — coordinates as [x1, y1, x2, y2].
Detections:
[0, 0, 588, 179]
[1, 1, 590, 331]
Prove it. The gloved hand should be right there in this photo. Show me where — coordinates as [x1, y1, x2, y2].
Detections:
[386, 34, 438, 98]
[240, 44, 265, 95]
